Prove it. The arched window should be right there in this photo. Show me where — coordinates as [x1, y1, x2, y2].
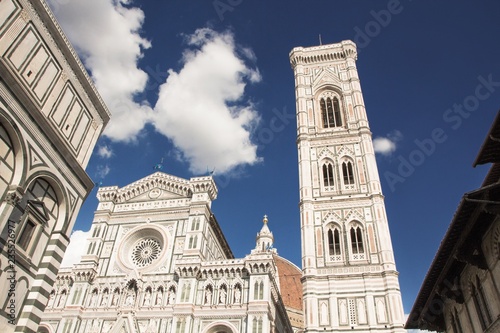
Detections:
[191, 217, 201, 231]
[320, 97, 342, 128]
[471, 277, 491, 330]
[188, 235, 198, 249]
[328, 228, 342, 261]
[252, 317, 263, 333]
[342, 161, 355, 185]
[322, 162, 334, 188]
[18, 178, 59, 254]
[253, 281, 264, 300]
[350, 226, 365, 260]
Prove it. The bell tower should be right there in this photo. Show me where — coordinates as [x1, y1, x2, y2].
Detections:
[289, 41, 405, 332]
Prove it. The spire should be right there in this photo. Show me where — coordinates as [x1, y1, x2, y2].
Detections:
[254, 215, 275, 253]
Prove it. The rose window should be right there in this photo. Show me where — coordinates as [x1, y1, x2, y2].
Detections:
[131, 238, 162, 267]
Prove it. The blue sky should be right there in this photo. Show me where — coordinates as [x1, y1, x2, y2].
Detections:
[48, 0, 500, 318]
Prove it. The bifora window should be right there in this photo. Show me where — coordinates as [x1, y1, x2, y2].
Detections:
[320, 97, 342, 128]
[342, 161, 355, 185]
[328, 228, 342, 261]
[350, 226, 365, 260]
[322, 162, 334, 188]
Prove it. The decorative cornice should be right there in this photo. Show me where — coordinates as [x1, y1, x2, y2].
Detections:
[290, 40, 357, 69]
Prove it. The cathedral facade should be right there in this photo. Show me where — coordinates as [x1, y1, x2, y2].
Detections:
[40, 173, 302, 333]
[39, 41, 405, 333]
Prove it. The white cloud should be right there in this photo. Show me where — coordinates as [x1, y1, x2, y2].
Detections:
[49, 2, 263, 175]
[373, 130, 403, 156]
[97, 145, 113, 159]
[96, 164, 111, 178]
[152, 28, 262, 174]
[47, 0, 152, 142]
[61, 230, 90, 268]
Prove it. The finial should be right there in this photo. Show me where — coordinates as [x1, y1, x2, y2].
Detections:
[263, 215, 268, 224]
[319, 34, 322, 45]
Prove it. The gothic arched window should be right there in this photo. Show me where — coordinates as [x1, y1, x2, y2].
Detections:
[328, 228, 341, 261]
[320, 96, 342, 128]
[342, 161, 355, 185]
[322, 162, 334, 188]
[350, 226, 365, 259]
[254, 281, 264, 300]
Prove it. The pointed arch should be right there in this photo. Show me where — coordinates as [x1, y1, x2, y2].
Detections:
[319, 92, 343, 128]
[342, 160, 355, 185]
[322, 160, 335, 189]
[349, 222, 365, 260]
[327, 224, 342, 262]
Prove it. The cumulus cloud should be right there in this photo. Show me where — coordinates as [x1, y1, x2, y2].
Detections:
[152, 28, 262, 174]
[61, 230, 90, 267]
[47, 0, 152, 142]
[49, 2, 263, 175]
[97, 145, 113, 159]
[373, 130, 403, 156]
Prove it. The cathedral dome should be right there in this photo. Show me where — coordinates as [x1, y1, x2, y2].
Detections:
[274, 255, 302, 311]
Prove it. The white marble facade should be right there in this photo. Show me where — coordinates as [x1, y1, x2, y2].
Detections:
[289, 41, 405, 332]
[0, 0, 109, 332]
[40, 173, 297, 333]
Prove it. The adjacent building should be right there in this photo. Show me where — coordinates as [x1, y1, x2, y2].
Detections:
[0, 0, 110, 332]
[405, 112, 500, 332]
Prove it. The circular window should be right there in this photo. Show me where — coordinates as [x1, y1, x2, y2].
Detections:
[131, 238, 162, 267]
[117, 224, 168, 273]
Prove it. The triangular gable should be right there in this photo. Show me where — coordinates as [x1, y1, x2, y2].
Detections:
[312, 67, 342, 91]
[345, 208, 365, 223]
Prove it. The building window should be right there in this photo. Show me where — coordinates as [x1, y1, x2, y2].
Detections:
[320, 97, 342, 128]
[252, 317, 263, 333]
[350, 226, 365, 260]
[471, 277, 491, 330]
[254, 281, 264, 300]
[342, 161, 355, 185]
[25, 178, 59, 220]
[322, 162, 334, 189]
[328, 228, 342, 261]
[188, 235, 198, 249]
[18, 219, 36, 251]
[191, 217, 201, 231]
